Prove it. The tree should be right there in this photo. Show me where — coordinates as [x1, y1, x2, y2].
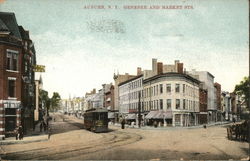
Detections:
[50, 92, 61, 112]
[39, 89, 51, 116]
[234, 76, 250, 109]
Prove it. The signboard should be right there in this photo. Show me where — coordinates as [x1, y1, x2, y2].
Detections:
[33, 65, 45, 72]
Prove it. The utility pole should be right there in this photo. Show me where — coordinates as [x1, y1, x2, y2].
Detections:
[138, 91, 141, 128]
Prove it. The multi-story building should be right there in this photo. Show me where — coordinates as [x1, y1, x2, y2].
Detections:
[34, 75, 43, 122]
[118, 74, 143, 114]
[117, 59, 200, 127]
[221, 91, 232, 121]
[214, 82, 222, 121]
[143, 73, 200, 127]
[19, 26, 36, 134]
[0, 12, 23, 139]
[198, 83, 208, 124]
[187, 70, 217, 123]
[113, 73, 136, 111]
[103, 83, 114, 110]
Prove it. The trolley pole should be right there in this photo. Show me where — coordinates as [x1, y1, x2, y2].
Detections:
[138, 91, 141, 128]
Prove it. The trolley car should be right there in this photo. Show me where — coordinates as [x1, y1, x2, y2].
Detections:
[83, 108, 108, 132]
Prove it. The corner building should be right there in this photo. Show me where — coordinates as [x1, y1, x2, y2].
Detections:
[143, 73, 200, 126]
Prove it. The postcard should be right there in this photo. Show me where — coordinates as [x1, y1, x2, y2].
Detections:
[0, 0, 249, 160]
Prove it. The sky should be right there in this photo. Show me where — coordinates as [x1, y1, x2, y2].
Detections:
[0, 0, 249, 98]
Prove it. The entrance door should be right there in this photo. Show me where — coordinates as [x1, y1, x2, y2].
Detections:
[5, 117, 16, 132]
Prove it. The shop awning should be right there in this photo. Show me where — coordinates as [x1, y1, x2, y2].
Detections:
[106, 98, 111, 101]
[108, 112, 115, 119]
[145, 110, 172, 119]
[125, 113, 136, 120]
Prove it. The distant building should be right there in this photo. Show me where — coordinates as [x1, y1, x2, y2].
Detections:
[187, 70, 217, 123]
[113, 73, 136, 111]
[118, 74, 143, 114]
[198, 83, 208, 124]
[221, 91, 231, 121]
[34, 75, 43, 122]
[214, 82, 222, 121]
[103, 83, 114, 110]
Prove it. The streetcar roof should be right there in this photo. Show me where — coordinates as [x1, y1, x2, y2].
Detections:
[85, 108, 108, 113]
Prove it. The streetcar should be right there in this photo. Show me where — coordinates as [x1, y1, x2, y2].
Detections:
[83, 108, 108, 132]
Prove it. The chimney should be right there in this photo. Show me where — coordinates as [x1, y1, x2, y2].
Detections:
[137, 67, 142, 75]
[92, 88, 96, 94]
[152, 58, 157, 75]
[157, 62, 163, 74]
[177, 63, 183, 74]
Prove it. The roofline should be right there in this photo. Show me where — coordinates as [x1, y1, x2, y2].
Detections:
[143, 72, 201, 84]
[118, 74, 143, 86]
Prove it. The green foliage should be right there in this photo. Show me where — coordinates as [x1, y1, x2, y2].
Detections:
[50, 92, 61, 112]
[234, 76, 250, 109]
[39, 89, 50, 109]
[39, 90, 61, 113]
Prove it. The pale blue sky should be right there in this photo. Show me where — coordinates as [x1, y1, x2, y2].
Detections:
[1, 0, 248, 98]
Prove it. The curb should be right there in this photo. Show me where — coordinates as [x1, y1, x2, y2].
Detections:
[0, 136, 48, 145]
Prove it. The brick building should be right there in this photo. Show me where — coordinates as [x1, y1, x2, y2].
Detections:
[0, 12, 36, 139]
[198, 83, 208, 124]
[0, 12, 23, 139]
[214, 82, 222, 121]
[104, 84, 114, 110]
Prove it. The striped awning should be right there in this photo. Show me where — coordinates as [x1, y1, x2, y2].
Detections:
[125, 113, 136, 120]
[145, 110, 172, 119]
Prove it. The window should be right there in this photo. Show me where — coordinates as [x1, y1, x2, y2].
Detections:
[183, 99, 186, 109]
[153, 86, 155, 96]
[160, 99, 163, 109]
[156, 100, 159, 109]
[160, 84, 163, 94]
[183, 84, 185, 93]
[156, 85, 158, 95]
[176, 99, 180, 109]
[166, 84, 171, 93]
[175, 84, 180, 93]
[167, 99, 171, 109]
[8, 79, 16, 97]
[6, 50, 18, 71]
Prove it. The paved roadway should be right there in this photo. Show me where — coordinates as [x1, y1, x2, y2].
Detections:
[1, 113, 249, 160]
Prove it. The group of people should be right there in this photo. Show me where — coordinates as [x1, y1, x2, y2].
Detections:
[15, 126, 24, 140]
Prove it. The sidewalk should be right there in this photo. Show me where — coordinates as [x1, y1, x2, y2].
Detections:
[0, 122, 48, 145]
[112, 121, 231, 130]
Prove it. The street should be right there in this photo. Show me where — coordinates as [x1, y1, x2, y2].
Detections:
[1, 113, 249, 160]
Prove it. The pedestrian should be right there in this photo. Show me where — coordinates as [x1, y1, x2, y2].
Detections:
[121, 119, 125, 129]
[153, 120, 158, 128]
[43, 122, 47, 132]
[233, 117, 236, 123]
[40, 122, 43, 132]
[48, 126, 52, 140]
[18, 126, 23, 140]
[15, 127, 19, 140]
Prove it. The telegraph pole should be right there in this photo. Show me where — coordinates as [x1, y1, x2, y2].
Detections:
[138, 91, 141, 128]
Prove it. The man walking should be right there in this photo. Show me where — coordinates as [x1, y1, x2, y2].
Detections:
[48, 126, 52, 140]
